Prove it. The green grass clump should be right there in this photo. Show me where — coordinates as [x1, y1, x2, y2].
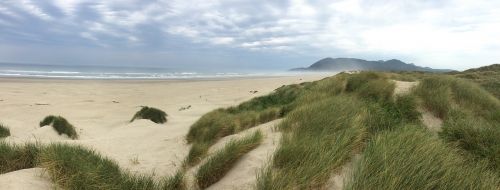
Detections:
[415, 75, 500, 121]
[161, 171, 186, 190]
[196, 131, 263, 189]
[39, 115, 78, 139]
[0, 123, 10, 138]
[345, 71, 384, 92]
[450, 79, 500, 122]
[185, 142, 211, 166]
[0, 141, 41, 174]
[440, 109, 500, 175]
[345, 127, 499, 190]
[414, 76, 452, 118]
[393, 94, 421, 122]
[257, 96, 366, 189]
[40, 143, 161, 190]
[130, 106, 168, 124]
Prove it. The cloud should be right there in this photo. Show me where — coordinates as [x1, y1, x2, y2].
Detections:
[210, 37, 234, 45]
[53, 0, 84, 16]
[17, 0, 53, 21]
[1, 0, 500, 70]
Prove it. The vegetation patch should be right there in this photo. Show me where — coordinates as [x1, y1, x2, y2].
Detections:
[185, 84, 304, 166]
[0, 141, 41, 174]
[0, 123, 10, 138]
[130, 106, 168, 124]
[345, 127, 499, 189]
[196, 131, 263, 189]
[440, 108, 500, 175]
[40, 143, 186, 190]
[257, 96, 366, 189]
[161, 171, 186, 190]
[40, 115, 79, 139]
[453, 64, 500, 99]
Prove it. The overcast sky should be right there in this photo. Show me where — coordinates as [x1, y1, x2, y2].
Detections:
[0, 0, 499, 71]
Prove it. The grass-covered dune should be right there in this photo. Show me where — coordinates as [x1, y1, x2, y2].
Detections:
[452, 64, 500, 99]
[188, 70, 500, 189]
[0, 142, 185, 190]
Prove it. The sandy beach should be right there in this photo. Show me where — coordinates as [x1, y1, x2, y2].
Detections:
[0, 75, 326, 189]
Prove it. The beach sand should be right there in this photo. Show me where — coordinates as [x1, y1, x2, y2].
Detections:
[0, 75, 326, 189]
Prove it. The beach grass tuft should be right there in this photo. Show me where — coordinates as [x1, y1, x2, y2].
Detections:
[40, 115, 78, 139]
[131, 106, 168, 124]
[161, 171, 186, 190]
[196, 130, 263, 189]
[0, 141, 41, 174]
[40, 143, 161, 190]
[0, 123, 10, 138]
[345, 127, 499, 189]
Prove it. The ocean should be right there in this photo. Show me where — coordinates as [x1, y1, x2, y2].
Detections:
[0, 63, 283, 79]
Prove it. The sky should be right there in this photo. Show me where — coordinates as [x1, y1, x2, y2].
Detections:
[0, 0, 499, 71]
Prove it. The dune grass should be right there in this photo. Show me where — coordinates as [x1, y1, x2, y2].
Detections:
[440, 108, 500, 175]
[257, 96, 367, 189]
[0, 141, 185, 190]
[40, 143, 157, 189]
[196, 130, 263, 189]
[0, 141, 41, 174]
[185, 84, 304, 166]
[415, 75, 500, 121]
[453, 64, 500, 99]
[0, 123, 10, 138]
[161, 171, 186, 190]
[130, 106, 168, 124]
[345, 127, 499, 190]
[414, 74, 500, 175]
[40, 143, 187, 190]
[414, 76, 452, 118]
[40, 115, 78, 139]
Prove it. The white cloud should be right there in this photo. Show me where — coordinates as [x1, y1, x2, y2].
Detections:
[53, 0, 84, 16]
[210, 37, 234, 45]
[17, 0, 53, 21]
[0, 4, 21, 19]
[166, 26, 200, 38]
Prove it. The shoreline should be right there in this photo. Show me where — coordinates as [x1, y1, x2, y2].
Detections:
[0, 73, 329, 83]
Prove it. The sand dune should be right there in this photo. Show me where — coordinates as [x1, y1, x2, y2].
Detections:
[0, 75, 325, 189]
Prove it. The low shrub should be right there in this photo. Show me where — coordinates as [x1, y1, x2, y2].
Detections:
[40, 115, 78, 139]
[130, 106, 168, 124]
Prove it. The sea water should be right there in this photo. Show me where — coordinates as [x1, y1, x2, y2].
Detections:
[0, 63, 282, 79]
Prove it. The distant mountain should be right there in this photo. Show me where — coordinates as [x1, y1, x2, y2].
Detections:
[291, 57, 452, 72]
